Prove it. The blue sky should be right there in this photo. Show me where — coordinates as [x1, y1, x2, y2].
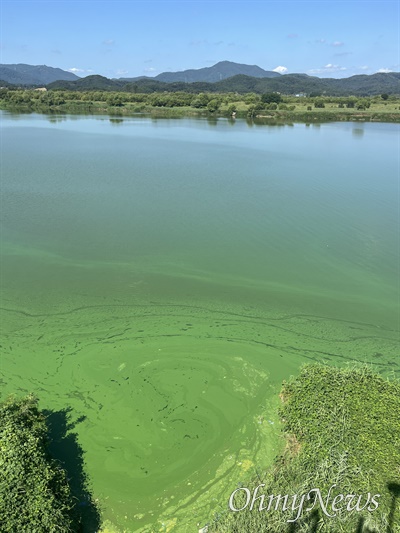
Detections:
[1, 0, 399, 79]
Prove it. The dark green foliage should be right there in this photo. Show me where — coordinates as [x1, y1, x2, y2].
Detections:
[261, 92, 282, 104]
[356, 99, 371, 110]
[0, 395, 75, 532]
[48, 74, 123, 92]
[381, 93, 389, 100]
[314, 98, 325, 108]
[0, 395, 101, 532]
[346, 97, 357, 108]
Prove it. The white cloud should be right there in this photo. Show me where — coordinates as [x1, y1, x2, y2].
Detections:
[308, 64, 347, 75]
[67, 68, 93, 75]
[102, 39, 115, 46]
[144, 67, 156, 73]
[273, 65, 288, 74]
[377, 68, 393, 73]
[116, 69, 128, 76]
[331, 41, 344, 47]
[359, 65, 369, 70]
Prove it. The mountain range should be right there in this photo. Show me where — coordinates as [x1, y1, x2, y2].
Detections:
[136, 61, 280, 83]
[0, 64, 79, 85]
[47, 71, 400, 96]
[1, 61, 399, 96]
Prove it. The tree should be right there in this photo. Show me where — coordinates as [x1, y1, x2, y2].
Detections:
[356, 99, 370, 110]
[207, 99, 220, 112]
[246, 105, 254, 117]
[314, 98, 325, 108]
[381, 93, 389, 100]
[243, 93, 259, 104]
[346, 97, 357, 108]
[261, 92, 282, 104]
[191, 93, 209, 108]
[107, 93, 124, 107]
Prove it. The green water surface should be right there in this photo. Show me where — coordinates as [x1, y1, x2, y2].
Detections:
[0, 113, 399, 532]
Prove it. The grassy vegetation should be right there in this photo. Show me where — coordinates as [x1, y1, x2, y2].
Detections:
[0, 394, 100, 532]
[1, 88, 399, 122]
[209, 364, 400, 533]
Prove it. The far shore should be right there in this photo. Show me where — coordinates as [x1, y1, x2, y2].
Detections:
[1, 103, 400, 124]
[1, 88, 400, 123]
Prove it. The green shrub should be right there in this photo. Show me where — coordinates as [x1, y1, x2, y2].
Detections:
[0, 395, 76, 532]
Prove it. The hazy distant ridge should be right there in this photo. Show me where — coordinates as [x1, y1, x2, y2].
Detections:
[0, 64, 79, 85]
[153, 61, 281, 83]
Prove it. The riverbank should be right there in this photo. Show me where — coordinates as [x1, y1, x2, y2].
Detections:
[1, 89, 400, 123]
[209, 364, 400, 533]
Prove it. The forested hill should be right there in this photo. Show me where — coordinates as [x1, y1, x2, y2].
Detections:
[215, 71, 400, 95]
[45, 71, 400, 96]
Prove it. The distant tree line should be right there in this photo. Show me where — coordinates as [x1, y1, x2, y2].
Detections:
[0, 87, 397, 113]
